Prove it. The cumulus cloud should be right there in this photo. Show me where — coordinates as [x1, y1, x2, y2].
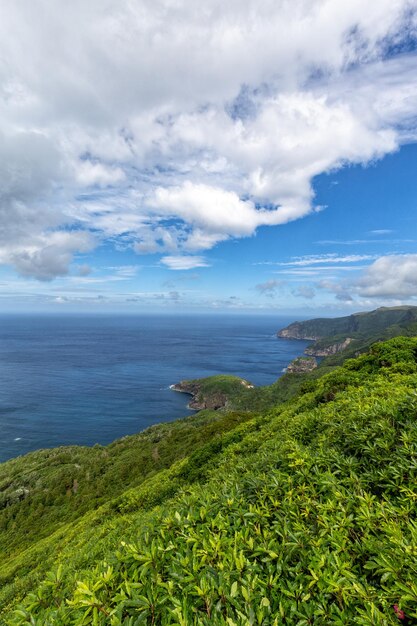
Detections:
[316, 254, 417, 302]
[292, 286, 316, 299]
[0, 231, 93, 281]
[1, 1, 417, 277]
[356, 254, 417, 298]
[255, 279, 285, 297]
[318, 279, 355, 302]
[148, 182, 307, 251]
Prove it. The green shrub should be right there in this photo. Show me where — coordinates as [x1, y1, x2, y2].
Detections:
[3, 337, 417, 624]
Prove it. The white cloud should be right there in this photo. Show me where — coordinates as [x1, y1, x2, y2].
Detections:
[148, 182, 307, 251]
[275, 266, 368, 276]
[0, 1, 417, 277]
[269, 254, 376, 267]
[357, 254, 417, 297]
[75, 161, 126, 187]
[316, 254, 417, 302]
[161, 255, 210, 270]
[0, 231, 93, 281]
[316, 238, 417, 245]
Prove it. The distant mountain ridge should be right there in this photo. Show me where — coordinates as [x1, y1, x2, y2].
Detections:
[277, 305, 417, 361]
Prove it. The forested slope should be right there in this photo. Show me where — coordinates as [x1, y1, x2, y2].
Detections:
[278, 306, 417, 364]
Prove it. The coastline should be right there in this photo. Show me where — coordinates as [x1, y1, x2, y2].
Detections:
[169, 383, 195, 410]
[169, 335, 310, 410]
[0, 316, 309, 463]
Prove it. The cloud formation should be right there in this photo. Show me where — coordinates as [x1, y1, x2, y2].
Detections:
[160, 255, 210, 271]
[255, 279, 286, 297]
[357, 254, 417, 298]
[0, 231, 93, 281]
[292, 286, 316, 299]
[317, 255, 417, 302]
[1, 1, 417, 277]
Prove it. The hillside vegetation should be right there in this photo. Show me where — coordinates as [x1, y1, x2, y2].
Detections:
[1, 336, 417, 624]
[278, 306, 417, 363]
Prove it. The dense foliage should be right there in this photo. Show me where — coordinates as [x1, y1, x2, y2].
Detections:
[1, 336, 417, 624]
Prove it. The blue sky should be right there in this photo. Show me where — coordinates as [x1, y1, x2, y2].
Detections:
[1, 2, 417, 314]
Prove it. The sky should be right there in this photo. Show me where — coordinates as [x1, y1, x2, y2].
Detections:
[1, 1, 417, 314]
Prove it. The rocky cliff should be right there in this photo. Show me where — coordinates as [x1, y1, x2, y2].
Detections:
[305, 337, 353, 357]
[277, 306, 417, 364]
[171, 375, 254, 411]
[277, 324, 320, 341]
[286, 356, 317, 374]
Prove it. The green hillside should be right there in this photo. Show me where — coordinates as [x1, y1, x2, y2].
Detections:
[1, 336, 417, 624]
[278, 306, 417, 340]
[278, 305, 417, 363]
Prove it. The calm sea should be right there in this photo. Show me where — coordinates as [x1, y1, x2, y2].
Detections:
[0, 314, 309, 463]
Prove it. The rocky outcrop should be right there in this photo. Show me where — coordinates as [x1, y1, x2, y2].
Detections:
[171, 380, 227, 411]
[278, 320, 354, 359]
[171, 377, 254, 411]
[278, 324, 320, 341]
[171, 381, 228, 410]
[0, 486, 30, 509]
[305, 337, 353, 357]
[286, 356, 317, 374]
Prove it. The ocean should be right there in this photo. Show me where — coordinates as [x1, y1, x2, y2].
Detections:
[0, 314, 309, 463]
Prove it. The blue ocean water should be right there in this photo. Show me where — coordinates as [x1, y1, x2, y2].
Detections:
[0, 314, 309, 463]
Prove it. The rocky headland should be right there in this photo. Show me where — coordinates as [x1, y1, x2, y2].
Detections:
[286, 356, 317, 374]
[171, 375, 254, 411]
[277, 306, 417, 364]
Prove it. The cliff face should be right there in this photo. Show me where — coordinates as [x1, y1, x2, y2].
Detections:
[277, 306, 417, 342]
[277, 306, 417, 363]
[277, 324, 320, 341]
[286, 356, 317, 374]
[171, 376, 254, 411]
[305, 337, 353, 357]
[171, 381, 229, 410]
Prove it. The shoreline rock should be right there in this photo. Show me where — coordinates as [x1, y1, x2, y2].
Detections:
[170, 381, 230, 410]
[286, 356, 317, 374]
[277, 326, 320, 341]
[170, 377, 254, 411]
[278, 323, 354, 359]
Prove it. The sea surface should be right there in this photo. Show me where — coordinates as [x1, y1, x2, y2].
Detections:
[0, 314, 310, 463]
